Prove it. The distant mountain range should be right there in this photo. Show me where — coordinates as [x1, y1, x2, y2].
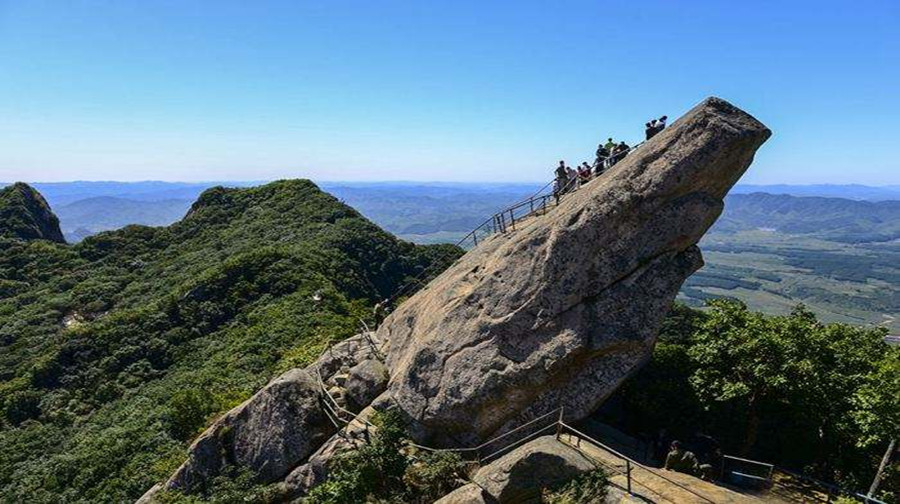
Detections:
[0, 181, 898, 243]
[718, 193, 900, 243]
[730, 184, 900, 201]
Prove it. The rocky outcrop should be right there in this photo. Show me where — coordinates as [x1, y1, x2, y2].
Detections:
[344, 359, 389, 411]
[0, 182, 65, 243]
[141, 97, 769, 501]
[138, 332, 386, 501]
[165, 368, 333, 493]
[376, 97, 770, 446]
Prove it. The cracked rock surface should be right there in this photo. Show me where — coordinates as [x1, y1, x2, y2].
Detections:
[375, 96, 770, 446]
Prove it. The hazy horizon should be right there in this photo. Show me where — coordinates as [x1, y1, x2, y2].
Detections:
[4, 179, 900, 188]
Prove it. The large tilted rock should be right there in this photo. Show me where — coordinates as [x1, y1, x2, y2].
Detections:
[376, 97, 770, 446]
[141, 97, 769, 501]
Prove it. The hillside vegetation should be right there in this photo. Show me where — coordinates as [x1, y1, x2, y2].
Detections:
[603, 301, 898, 502]
[0, 180, 460, 502]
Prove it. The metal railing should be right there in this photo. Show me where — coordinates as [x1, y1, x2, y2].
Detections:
[405, 407, 564, 464]
[384, 142, 643, 305]
[721, 454, 774, 489]
[558, 420, 718, 503]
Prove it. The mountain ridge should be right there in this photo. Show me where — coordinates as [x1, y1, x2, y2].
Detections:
[0, 179, 459, 502]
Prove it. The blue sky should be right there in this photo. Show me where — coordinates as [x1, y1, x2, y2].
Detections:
[0, 1, 897, 184]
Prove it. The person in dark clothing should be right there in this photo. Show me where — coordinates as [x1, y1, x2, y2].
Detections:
[616, 141, 630, 162]
[555, 160, 567, 180]
[656, 115, 668, 131]
[665, 441, 700, 476]
[649, 115, 668, 138]
[645, 121, 655, 140]
[608, 141, 630, 167]
[594, 144, 610, 174]
[554, 160, 569, 200]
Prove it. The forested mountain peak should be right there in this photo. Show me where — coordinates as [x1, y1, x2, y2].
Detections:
[0, 182, 65, 243]
[0, 179, 459, 502]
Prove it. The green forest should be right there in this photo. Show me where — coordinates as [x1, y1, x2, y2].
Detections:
[0, 180, 459, 502]
[603, 301, 898, 502]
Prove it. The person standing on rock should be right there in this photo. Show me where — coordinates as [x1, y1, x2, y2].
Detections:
[594, 143, 610, 174]
[373, 299, 390, 325]
[616, 141, 630, 163]
[555, 160, 567, 180]
[578, 162, 592, 185]
[554, 160, 568, 201]
[604, 137, 616, 152]
[645, 121, 656, 140]
[652, 115, 668, 136]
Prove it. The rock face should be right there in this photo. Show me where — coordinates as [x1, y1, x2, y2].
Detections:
[165, 369, 334, 492]
[376, 97, 770, 446]
[140, 332, 386, 501]
[344, 359, 389, 411]
[0, 182, 65, 243]
[434, 483, 492, 504]
[141, 97, 769, 501]
[470, 435, 596, 503]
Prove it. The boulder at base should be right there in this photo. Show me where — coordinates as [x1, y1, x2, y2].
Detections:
[165, 368, 334, 492]
[471, 435, 597, 503]
[434, 483, 493, 504]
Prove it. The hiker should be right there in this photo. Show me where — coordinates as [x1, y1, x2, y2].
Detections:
[664, 441, 701, 476]
[566, 165, 577, 187]
[645, 121, 655, 140]
[373, 299, 391, 325]
[554, 160, 567, 183]
[655, 115, 668, 132]
[554, 160, 569, 200]
[615, 141, 630, 163]
[650, 115, 667, 137]
[594, 144, 610, 174]
[578, 163, 592, 184]
[690, 433, 722, 481]
[604, 137, 616, 152]
[607, 141, 629, 168]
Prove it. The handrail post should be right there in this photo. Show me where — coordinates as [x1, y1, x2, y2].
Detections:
[555, 407, 564, 440]
[626, 460, 633, 495]
[509, 209, 516, 230]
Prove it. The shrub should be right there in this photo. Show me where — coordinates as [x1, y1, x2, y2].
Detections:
[403, 451, 466, 502]
[163, 389, 217, 441]
[3, 389, 42, 425]
[306, 409, 409, 504]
